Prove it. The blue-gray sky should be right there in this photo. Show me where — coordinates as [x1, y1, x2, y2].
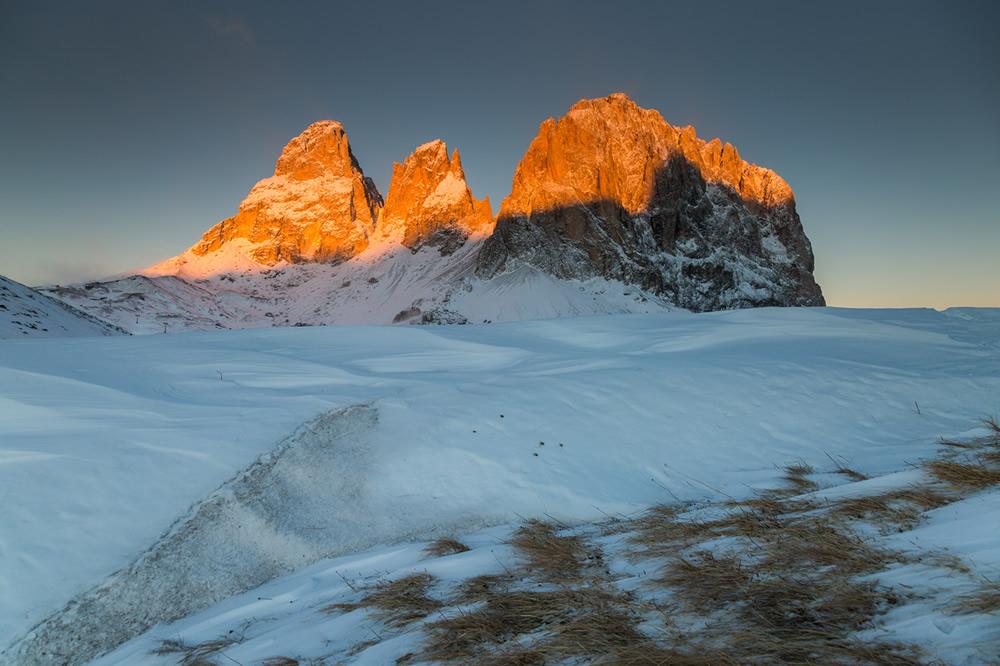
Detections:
[2, 0, 997, 307]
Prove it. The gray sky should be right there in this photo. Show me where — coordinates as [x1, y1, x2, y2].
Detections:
[1, 0, 997, 307]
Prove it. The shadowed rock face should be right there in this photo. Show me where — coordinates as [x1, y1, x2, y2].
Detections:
[377, 140, 493, 253]
[191, 121, 384, 265]
[477, 94, 824, 311]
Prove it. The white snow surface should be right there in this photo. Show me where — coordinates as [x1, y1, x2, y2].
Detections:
[40, 237, 674, 334]
[0, 306, 998, 663]
[0, 275, 126, 339]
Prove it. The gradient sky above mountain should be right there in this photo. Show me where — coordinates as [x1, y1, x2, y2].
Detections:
[1, 1, 997, 308]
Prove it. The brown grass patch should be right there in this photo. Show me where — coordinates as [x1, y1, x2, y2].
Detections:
[923, 458, 1000, 490]
[325, 573, 441, 628]
[659, 550, 753, 608]
[422, 586, 641, 663]
[716, 508, 787, 539]
[764, 516, 901, 574]
[509, 519, 595, 579]
[832, 496, 922, 532]
[626, 505, 706, 558]
[884, 486, 954, 511]
[424, 537, 471, 557]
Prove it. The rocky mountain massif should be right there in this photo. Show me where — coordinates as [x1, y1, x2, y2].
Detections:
[43, 95, 823, 334]
[480, 94, 822, 310]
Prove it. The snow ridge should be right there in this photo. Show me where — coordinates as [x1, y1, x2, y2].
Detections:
[6, 403, 494, 665]
[0, 275, 127, 339]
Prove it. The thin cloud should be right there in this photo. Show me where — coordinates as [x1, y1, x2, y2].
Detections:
[206, 16, 254, 44]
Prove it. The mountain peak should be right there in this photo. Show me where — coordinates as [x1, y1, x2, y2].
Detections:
[479, 95, 823, 310]
[272, 120, 359, 181]
[377, 140, 493, 252]
[178, 122, 383, 267]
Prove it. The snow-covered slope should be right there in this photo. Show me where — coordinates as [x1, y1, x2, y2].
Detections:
[41, 236, 674, 333]
[1, 307, 998, 663]
[0, 274, 127, 338]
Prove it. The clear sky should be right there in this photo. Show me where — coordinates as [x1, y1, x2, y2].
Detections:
[1, 0, 997, 308]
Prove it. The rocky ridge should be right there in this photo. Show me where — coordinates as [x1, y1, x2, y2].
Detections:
[478, 94, 824, 310]
[47, 94, 823, 332]
[188, 121, 384, 266]
[376, 140, 494, 253]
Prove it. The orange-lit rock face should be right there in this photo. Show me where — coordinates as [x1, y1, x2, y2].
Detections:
[481, 94, 823, 310]
[192, 121, 383, 264]
[500, 93, 793, 220]
[378, 140, 493, 251]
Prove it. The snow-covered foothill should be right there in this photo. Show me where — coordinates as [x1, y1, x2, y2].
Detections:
[0, 274, 127, 339]
[41, 236, 675, 334]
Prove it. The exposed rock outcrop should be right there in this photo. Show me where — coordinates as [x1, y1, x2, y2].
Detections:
[377, 140, 493, 254]
[190, 121, 383, 265]
[477, 94, 824, 310]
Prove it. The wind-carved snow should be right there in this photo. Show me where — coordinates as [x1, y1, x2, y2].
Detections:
[6, 403, 495, 665]
[1, 307, 998, 663]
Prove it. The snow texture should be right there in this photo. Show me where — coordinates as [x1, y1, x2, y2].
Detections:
[0, 275, 127, 339]
[40, 237, 675, 334]
[0, 307, 998, 663]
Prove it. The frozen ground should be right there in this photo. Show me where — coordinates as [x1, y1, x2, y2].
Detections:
[0, 306, 998, 663]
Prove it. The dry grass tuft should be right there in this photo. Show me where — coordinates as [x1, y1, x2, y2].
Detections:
[920, 550, 972, 574]
[424, 537, 471, 557]
[325, 573, 441, 628]
[883, 486, 954, 511]
[785, 461, 814, 476]
[832, 465, 870, 482]
[453, 573, 515, 605]
[509, 519, 595, 579]
[939, 438, 978, 449]
[949, 577, 1000, 614]
[781, 461, 819, 493]
[924, 458, 1000, 490]
[983, 415, 1000, 438]
[832, 496, 922, 532]
[152, 636, 238, 665]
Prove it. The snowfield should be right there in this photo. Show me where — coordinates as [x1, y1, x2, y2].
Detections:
[0, 307, 998, 663]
